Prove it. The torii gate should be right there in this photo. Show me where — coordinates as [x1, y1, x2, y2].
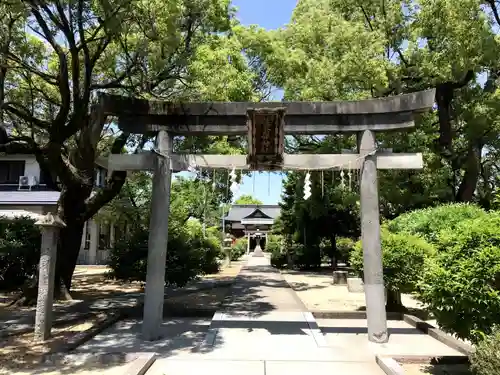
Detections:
[98, 89, 435, 343]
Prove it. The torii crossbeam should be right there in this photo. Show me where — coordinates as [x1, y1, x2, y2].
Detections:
[96, 89, 435, 343]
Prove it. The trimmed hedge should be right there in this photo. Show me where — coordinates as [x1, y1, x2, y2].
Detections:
[387, 203, 486, 244]
[417, 213, 500, 342]
[350, 228, 435, 297]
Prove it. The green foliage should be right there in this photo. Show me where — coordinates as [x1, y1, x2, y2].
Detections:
[287, 242, 322, 270]
[350, 229, 435, 295]
[0, 216, 41, 291]
[231, 237, 247, 261]
[417, 213, 500, 342]
[234, 195, 263, 205]
[277, 170, 360, 269]
[266, 234, 282, 254]
[387, 204, 487, 244]
[336, 237, 355, 264]
[268, 234, 286, 269]
[108, 224, 220, 287]
[270, 249, 287, 269]
[470, 326, 500, 375]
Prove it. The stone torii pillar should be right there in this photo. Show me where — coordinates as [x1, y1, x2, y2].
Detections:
[142, 131, 173, 341]
[358, 130, 388, 343]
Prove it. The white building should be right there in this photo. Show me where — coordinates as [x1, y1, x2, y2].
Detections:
[0, 153, 115, 265]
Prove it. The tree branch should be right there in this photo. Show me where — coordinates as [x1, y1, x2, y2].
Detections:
[26, 1, 71, 132]
[83, 132, 130, 220]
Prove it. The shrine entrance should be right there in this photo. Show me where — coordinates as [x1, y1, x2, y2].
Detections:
[99, 89, 435, 343]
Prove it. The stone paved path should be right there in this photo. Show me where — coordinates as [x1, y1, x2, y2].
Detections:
[145, 255, 386, 375]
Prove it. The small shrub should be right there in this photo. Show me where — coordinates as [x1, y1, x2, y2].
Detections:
[350, 229, 435, 306]
[288, 242, 321, 269]
[266, 234, 282, 254]
[417, 213, 500, 342]
[337, 237, 355, 264]
[387, 203, 486, 244]
[108, 225, 220, 286]
[470, 326, 500, 375]
[0, 216, 41, 291]
[270, 248, 287, 268]
[231, 237, 247, 260]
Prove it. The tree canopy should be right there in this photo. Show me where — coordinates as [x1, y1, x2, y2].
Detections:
[234, 194, 263, 205]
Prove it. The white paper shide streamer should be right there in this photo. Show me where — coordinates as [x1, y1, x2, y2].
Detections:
[230, 167, 240, 195]
[304, 172, 312, 200]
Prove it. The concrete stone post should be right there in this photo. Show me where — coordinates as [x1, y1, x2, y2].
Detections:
[142, 131, 173, 341]
[34, 213, 65, 342]
[358, 130, 388, 343]
[246, 232, 251, 254]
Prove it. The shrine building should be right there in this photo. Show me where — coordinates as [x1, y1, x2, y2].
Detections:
[224, 204, 280, 252]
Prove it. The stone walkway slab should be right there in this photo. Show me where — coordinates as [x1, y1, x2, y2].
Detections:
[317, 318, 462, 359]
[76, 319, 211, 355]
[219, 256, 306, 313]
[145, 359, 385, 375]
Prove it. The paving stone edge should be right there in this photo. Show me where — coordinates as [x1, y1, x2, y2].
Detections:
[402, 314, 474, 355]
[376, 354, 470, 375]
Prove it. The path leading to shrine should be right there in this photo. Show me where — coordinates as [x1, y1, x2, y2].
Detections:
[74, 254, 460, 375]
[146, 255, 386, 375]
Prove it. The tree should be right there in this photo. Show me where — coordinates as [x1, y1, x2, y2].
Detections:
[0, 0, 245, 302]
[277, 168, 359, 269]
[250, 0, 500, 212]
[234, 194, 262, 205]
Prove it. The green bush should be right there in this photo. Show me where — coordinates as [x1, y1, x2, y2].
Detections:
[417, 213, 500, 342]
[231, 237, 247, 260]
[108, 225, 220, 286]
[266, 234, 282, 254]
[470, 326, 500, 375]
[0, 216, 41, 291]
[350, 229, 435, 305]
[337, 237, 355, 264]
[387, 203, 486, 244]
[270, 248, 287, 268]
[288, 242, 321, 270]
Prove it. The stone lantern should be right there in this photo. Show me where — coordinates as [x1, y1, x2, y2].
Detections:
[223, 233, 233, 265]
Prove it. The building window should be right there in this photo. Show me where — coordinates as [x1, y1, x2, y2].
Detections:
[0, 161, 25, 184]
[84, 223, 91, 250]
[95, 168, 107, 187]
[99, 223, 110, 249]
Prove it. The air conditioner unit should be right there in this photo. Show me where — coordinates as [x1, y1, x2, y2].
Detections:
[19, 176, 30, 187]
[18, 175, 37, 190]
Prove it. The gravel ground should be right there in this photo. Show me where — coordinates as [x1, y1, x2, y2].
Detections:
[281, 269, 423, 311]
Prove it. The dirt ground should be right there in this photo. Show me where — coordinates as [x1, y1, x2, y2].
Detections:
[0, 260, 244, 374]
[0, 313, 105, 374]
[0, 261, 243, 310]
[281, 269, 423, 312]
[401, 363, 472, 375]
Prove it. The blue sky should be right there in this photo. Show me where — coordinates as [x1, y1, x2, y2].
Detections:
[230, 0, 296, 205]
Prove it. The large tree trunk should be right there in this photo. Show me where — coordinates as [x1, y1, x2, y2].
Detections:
[54, 185, 92, 297]
[54, 218, 86, 298]
[456, 142, 482, 202]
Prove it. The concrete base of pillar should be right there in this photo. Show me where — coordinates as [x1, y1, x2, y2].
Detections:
[252, 245, 264, 257]
[347, 277, 364, 293]
[332, 270, 348, 285]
